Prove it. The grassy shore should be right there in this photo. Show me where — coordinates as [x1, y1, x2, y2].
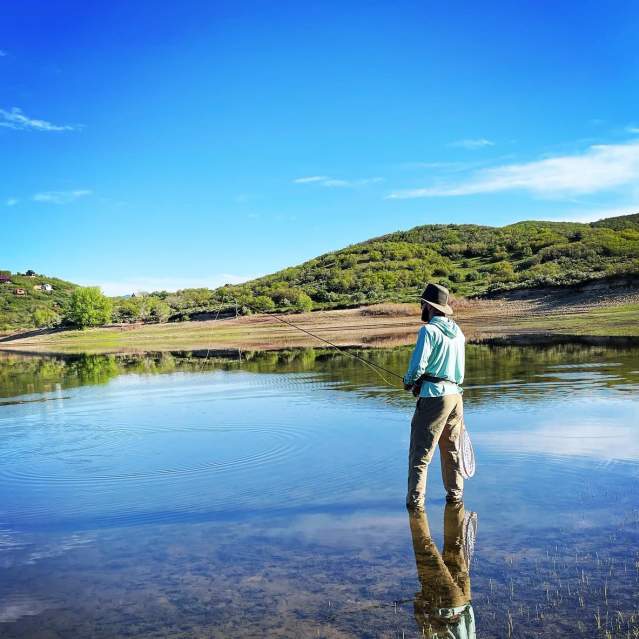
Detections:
[1, 291, 638, 354]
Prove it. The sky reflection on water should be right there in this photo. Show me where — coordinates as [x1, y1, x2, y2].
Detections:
[0, 345, 637, 638]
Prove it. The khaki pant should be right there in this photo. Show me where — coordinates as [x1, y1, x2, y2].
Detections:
[407, 394, 464, 508]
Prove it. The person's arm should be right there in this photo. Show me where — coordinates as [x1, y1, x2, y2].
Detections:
[403, 327, 431, 390]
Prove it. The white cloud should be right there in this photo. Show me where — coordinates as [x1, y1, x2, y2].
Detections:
[627, 126, 639, 134]
[477, 420, 639, 463]
[33, 190, 92, 204]
[321, 178, 350, 187]
[5, 197, 18, 206]
[86, 274, 258, 297]
[294, 176, 384, 188]
[449, 138, 495, 149]
[0, 107, 82, 132]
[387, 140, 639, 199]
[293, 176, 328, 184]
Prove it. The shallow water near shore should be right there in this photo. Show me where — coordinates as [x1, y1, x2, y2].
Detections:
[0, 345, 637, 638]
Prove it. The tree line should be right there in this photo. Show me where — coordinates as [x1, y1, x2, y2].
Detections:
[6, 213, 639, 330]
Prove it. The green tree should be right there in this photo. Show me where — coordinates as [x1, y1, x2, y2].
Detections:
[253, 295, 276, 312]
[33, 308, 61, 328]
[113, 298, 143, 323]
[294, 292, 313, 312]
[144, 297, 171, 323]
[67, 287, 113, 328]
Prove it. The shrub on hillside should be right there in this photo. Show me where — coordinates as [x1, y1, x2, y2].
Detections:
[113, 298, 143, 323]
[33, 308, 61, 328]
[252, 295, 276, 312]
[144, 297, 171, 323]
[294, 292, 313, 312]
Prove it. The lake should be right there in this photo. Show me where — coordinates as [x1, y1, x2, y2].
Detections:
[0, 344, 637, 638]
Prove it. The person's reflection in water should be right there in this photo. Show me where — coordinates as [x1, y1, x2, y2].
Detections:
[408, 503, 476, 638]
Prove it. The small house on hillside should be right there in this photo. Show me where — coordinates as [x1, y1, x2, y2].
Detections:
[15, 288, 26, 296]
[33, 283, 53, 292]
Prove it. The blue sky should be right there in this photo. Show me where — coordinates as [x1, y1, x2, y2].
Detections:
[2, 1, 638, 294]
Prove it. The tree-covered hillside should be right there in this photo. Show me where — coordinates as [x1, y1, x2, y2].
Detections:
[0, 271, 78, 332]
[2, 213, 638, 329]
[212, 214, 639, 312]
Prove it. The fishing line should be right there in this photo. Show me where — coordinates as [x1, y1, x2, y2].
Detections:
[232, 299, 405, 389]
[198, 294, 227, 371]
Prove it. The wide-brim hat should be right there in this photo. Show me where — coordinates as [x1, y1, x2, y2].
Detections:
[421, 283, 453, 315]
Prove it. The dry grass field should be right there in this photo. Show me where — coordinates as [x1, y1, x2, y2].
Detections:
[1, 286, 637, 355]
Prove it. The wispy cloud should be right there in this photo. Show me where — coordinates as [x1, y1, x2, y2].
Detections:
[0, 50, 7, 57]
[627, 125, 639, 134]
[33, 190, 92, 204]
[449, 138, 495, 149]
[5, 197, 18, 206]
[293, 176, 384, 188]
[387, 140, 639, 199]
[0, 107, 82, 132]
[293, 176, 329, 184]
[87, 274, 258, 297]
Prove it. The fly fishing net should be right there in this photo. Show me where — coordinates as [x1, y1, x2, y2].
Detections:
[459, 420, 476, 479]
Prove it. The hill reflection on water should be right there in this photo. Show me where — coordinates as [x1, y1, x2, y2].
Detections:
[1, 342, 638, 403]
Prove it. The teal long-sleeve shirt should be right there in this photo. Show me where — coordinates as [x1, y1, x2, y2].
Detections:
[403, 316, 465, 398]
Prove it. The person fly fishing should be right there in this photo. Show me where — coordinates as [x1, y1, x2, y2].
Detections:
[403, 283, 466, 511]
[234, 280, 473, 510]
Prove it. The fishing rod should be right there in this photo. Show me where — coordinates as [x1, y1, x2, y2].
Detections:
[198, 294, 228, 370]
[228, 298, 406, 389]
[206, 297, 476, 480]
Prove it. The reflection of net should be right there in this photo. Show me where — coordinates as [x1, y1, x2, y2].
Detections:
[463, 511, 478, 568]
[459, 422, 476, 479]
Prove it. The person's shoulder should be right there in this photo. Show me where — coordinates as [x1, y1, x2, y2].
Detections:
[416, 324, 435, 343]
[423, 323, 441, 339]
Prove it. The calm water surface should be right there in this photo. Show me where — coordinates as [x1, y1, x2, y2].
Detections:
[0, 345, 637, 638]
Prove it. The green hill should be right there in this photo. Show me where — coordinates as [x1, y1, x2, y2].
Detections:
[0, 271, 78, 332]
[3, 213, 638, 330]
[214, 213, 639, 312]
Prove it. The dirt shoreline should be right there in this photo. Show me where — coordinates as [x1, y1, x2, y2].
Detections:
[1, 286, 638, 355]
